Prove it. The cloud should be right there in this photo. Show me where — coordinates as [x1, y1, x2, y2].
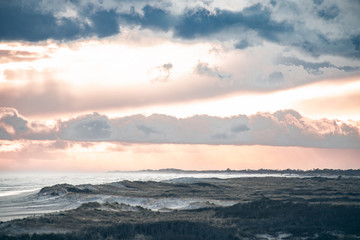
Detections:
[266, 71, 284, 85]
[234, 39, 256, 49]
[2, 1, 359, 60]
[317, 5, 340, 20]
[277, 56, 360, 75]
[120, 5, 177, 31]
[0, 128, 13, 140]
[0, 79, 75, 116]
[351, 35, 360, 52]
[0, 68, 245, 116]
[195, 62, 231, 79]
[173, 4, 293, 41]
[0, 50, 47, 63]
[163, 63, 173, 70]
[149, 63, 173, 83]
[59, 113, 113, 141]
[247, 110, 360, 148]
[0, 2, 120, 41]
[89, 9, 120, 38]
[312, 0, 324, 6]
[49, 140, 70, 149]
[0, 108, 56, 140]
[55, 110, 360, 148]
[2, 108, 359, 149]
[0, 108, 28, 139]
[0, 42, 357, 117]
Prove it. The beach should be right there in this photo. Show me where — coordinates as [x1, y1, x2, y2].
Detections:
[1, 172, 360, 239]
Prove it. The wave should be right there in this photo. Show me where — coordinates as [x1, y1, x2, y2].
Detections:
[0, 188, 40, 197]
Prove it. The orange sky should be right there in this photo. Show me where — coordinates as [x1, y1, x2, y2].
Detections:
[1, 142, 359, 172]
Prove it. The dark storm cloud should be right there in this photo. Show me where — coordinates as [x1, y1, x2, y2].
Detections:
[234, 39, 255, 49]
[292, 34, 360, 59]
[1, 1, 360, 59]
[312, 0, 324, 6]
[0, 3, 56, 41]
[120, 5, 176, 31]
[173, 4, 293, 41]
[352, 35, 360, 52]
[0, 3, 119, 41]
[89, 9, 120, 38]
[277, 56, 360, 75]
[118, 2, 360, 59]
[317, 5, 340, 20]
[120, 2, 293, 44]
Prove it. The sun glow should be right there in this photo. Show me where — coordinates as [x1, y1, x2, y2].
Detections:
[102, 77, 360, 122]
[0, 141, 25, 152]
[1, 38, 220, 88]
[47, 40, 218, 88]
[1, 141, 359, 171]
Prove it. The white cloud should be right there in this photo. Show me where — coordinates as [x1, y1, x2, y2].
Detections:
[57, 109, 360, 148]
[59, 113, 114, 141]
[3, 108, 357, 148]
[0, 108, 56, 140]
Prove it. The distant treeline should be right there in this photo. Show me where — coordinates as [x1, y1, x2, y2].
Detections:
[113, 168, 360, 176]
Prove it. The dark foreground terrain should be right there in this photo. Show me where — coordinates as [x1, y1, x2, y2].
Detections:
[1, 177, 360, 239]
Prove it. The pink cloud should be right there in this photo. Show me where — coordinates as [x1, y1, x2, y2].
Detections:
[1, 107, 359, 149]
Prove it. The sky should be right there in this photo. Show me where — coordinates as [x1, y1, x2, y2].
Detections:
[0, 0, 360, 171]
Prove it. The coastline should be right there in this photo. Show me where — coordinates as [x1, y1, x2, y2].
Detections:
[1, 175, 360, 239]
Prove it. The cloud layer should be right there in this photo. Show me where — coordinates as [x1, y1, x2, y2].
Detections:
[1, 0, 359, 118]
[1, 1, 359, 171]
[1, 108, 359, 149]
[1, 0, 360, 59]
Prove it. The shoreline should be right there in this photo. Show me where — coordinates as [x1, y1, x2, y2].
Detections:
[1, 176, 360, 239]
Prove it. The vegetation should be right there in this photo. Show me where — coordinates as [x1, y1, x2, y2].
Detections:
[2, 198, 360, 239]
[2, 176, 360, 239]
